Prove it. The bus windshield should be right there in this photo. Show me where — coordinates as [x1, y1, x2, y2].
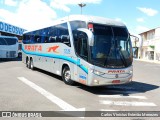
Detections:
[0, 37, 17, 45]
[90, 24, 133, 68]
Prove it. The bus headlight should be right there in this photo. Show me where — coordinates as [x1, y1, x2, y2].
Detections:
[129, 70, 133, 74]
[92, 70, 105, 76]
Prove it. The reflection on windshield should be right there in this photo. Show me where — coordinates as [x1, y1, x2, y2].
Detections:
[91, 35, 111, 63]
[90, 24, 132, 68]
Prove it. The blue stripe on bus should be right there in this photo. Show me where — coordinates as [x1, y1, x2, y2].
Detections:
[22, 48, 88, 74]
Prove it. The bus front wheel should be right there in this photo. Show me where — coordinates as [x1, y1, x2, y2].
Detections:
[62, 66, 74, 85]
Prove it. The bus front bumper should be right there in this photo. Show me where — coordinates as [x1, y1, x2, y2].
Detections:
[88, 73, 132, 86]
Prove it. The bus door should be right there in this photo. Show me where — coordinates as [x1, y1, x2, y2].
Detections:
[74, 31, 89, 85]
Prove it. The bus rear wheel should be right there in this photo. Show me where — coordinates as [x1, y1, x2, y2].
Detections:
[62, 66, 74, 85]
[30, 58, 34, 70]
[26, 58, 30, 68]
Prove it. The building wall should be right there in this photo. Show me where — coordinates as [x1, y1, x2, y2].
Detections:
[140, 27, 160, 61]
[154, 38, 160, 61]
[155, 28, 160, 37]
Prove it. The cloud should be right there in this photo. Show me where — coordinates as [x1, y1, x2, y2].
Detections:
[4, 0, 18, 6]
[136, 18, 144, 22]
[50, 2, 70, 12]
[53, 0, 101, 5]
[115, 18, 122, 22]
[135, 26, 149, 34]
[0, 0, 57, 30]
[137, 7, 158, 16]
[0, 0, 102, 30]
[50, 0, 102, 12]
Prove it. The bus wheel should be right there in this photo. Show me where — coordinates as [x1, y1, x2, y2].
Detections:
[26, 58, 30, 68]
[30, 58, 34, 70]
[62, 66, 74, 85]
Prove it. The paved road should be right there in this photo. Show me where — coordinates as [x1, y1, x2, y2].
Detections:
[0, 59, 160, 120]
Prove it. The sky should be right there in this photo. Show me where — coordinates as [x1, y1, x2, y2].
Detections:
[0, 0, 159, 36]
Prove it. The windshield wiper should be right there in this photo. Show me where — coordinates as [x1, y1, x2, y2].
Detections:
[2, 38, 8, 45]
[118, 50, 128, 67]
[104, 49, 112, 67]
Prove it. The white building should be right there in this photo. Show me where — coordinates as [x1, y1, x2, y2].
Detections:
[139, 27, 160, 61]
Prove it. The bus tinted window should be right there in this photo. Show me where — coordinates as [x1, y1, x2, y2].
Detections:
[0, 38, 7, 45]
[112, 27, 128, 37]
[0, 37, 17, 45]
[93, 24, 112, 35]
[48, 23, 71, 46]
[23, 23, 70, 46]
[70, 21, 86, 30]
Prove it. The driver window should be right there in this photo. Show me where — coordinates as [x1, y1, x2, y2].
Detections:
[73, 31, 88, 61]
[119, 40, 130, 58]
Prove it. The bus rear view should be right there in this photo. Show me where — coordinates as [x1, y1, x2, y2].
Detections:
[0, 36, 18, 58]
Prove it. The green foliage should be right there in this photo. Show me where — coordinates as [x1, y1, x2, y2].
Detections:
[149, 45, 155, 49]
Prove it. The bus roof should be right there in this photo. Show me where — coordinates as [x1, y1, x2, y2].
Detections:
[24, 15, 126, 33]
[68, 15, 125, 26]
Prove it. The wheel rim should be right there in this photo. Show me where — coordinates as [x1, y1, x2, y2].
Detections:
[64, 70, 71, 82]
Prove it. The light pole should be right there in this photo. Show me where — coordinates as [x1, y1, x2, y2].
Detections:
[78, 3, 86, 15]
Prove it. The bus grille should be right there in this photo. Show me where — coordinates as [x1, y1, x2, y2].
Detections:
[9, 51, 16, 58]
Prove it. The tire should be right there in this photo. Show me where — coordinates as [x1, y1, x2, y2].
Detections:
[62, 66, 74, 85]
[18, 53, 22, 58]
[30, 58, 34, 70]
[26, 58, 30, 68]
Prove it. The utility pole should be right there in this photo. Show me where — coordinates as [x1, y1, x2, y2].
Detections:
[78, 3, 86, 15]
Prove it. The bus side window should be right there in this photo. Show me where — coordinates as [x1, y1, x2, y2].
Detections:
[49, 36, 56, 43]
[34, 36, 41, 43]
[74, 31, 88, 61]
[29, 35, 35, 44]
[25, 34, 30, 44]
[56, 37, 62, 42]
[37, 37, 41, 43]
[22, 35, 26, 44]
[44, 37, 48, 43]
[56, 23, 71, 47]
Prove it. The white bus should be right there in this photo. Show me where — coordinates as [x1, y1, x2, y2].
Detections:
[0, 36, 18, 58]
[22, 15, 133, 86]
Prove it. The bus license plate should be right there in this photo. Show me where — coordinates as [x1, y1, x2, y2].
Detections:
[112, 80, 120, 84]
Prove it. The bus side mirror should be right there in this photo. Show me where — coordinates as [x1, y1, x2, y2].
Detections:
[77, 28, 94, 46]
